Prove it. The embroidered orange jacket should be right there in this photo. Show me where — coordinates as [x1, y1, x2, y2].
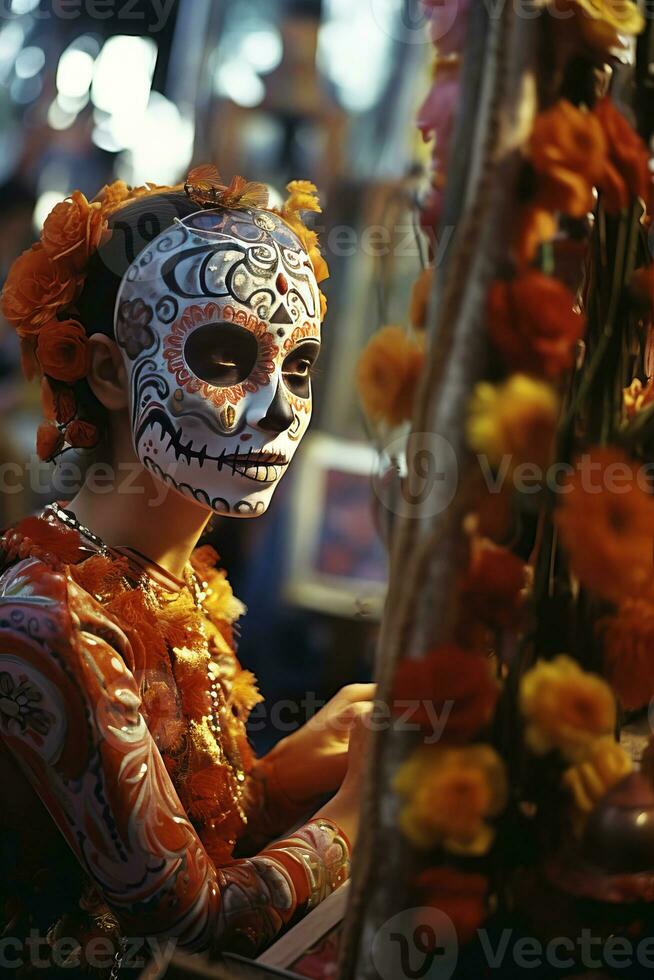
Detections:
[0, 512, 349, 966]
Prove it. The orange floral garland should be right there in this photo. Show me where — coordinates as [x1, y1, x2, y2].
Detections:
[1, 180, 180, 460]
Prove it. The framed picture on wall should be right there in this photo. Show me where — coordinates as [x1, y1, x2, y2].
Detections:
[285, 433, 388, 619]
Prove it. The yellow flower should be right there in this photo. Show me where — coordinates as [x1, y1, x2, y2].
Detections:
[466, 375, 559, 471]
[624, 378, 654, 420]
[357, 325, 424, 428]
[519, 655, 616, 762]
[204, 569, 246, 625]
[283, 179, 322, 215]
[567, 0, 644, 51]
[563, 736, 632, 824]
[394, 745, 507, 855]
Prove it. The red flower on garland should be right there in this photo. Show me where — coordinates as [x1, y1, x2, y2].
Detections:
[594, 97, 651, 213]
[415, 867, 489, 945]
[487, 271, 586, 379]
[460, 538, 527, 631]
[598, 598, 654, 710]
[392, 645, 498, 742]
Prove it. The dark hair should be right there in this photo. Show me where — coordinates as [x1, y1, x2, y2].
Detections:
[77, 191, 199, 339]
[69, 191, 199, 439]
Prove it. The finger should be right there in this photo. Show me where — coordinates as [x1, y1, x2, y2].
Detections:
[321, 699, 373, 736]
[338, 683, 376, 704]
[340, 700, 375, 731]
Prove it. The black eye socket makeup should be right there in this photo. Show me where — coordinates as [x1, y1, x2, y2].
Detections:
[184, 321, 259, 388]
[282, 340, 321, 398]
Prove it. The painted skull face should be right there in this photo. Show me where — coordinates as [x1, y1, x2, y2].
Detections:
[115, 207, 322, 516]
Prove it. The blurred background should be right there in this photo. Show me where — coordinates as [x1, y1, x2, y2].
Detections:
[0, 0, 431, 752]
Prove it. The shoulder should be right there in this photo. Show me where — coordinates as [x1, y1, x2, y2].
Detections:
[0, 520, 133, 672]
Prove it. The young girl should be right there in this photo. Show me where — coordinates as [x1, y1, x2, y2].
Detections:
[0, 170, 372, 976]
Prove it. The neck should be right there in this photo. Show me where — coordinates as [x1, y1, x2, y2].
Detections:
[66, 448, 212, 580]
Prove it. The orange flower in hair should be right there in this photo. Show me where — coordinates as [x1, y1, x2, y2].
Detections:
[65, 419, 99, 449]
[92, 179, 131, 212]
[41, 190, 109, 272]
[36, 319, 89, 383]
[19, 337, 38, 381]
[1, 245, 82, 335]
[36, 421, 65, 462]
[41, 379, 77, 426]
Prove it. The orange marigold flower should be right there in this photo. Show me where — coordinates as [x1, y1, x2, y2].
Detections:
[530, 99, 607, 218]
[357, 325, 423, 428]
[284, 179, 322, 215]
[1, 244, 82, 335]
[36, 421, 64, 461]
[598, 598, 654, 709]
[392, 644, 498, 741]
[414, 867, 489, 945]
[556, 447, 654, 603]
[466, 375, 559, 472]
[594, 97, 651, 213]
[624, 378, 654, 420]
[36, 319, 89, 383]
[65, 419, 99, 449]
[487, 271, 585, 378]
[519, 655, 616, 762]
[461, 538, 527, 630]
[394, 744, 507, 854]
[410, 266, 434, 330]
[41, 190, 109, 272]
[568, 0, 644, 52]
[92, 179, 132, 213]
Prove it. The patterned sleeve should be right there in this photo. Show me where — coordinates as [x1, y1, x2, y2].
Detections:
[0, 558, 350, 955]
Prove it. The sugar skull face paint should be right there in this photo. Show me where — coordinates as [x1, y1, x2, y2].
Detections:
[115, 207, 322, 516]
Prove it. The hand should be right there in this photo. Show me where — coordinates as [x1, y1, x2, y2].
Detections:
[314, 706, 372, 846]
[269, 683, 376, 805]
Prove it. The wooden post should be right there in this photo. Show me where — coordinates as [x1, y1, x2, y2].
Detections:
[338, 3, 543, 977]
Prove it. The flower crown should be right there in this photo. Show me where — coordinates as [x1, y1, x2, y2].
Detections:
[1, 165, 328, 462]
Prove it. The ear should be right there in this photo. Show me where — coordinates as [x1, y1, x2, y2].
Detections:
[86, 334, 129, 411]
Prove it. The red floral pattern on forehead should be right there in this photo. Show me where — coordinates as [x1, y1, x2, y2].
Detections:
[163, 302, 279, 410]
